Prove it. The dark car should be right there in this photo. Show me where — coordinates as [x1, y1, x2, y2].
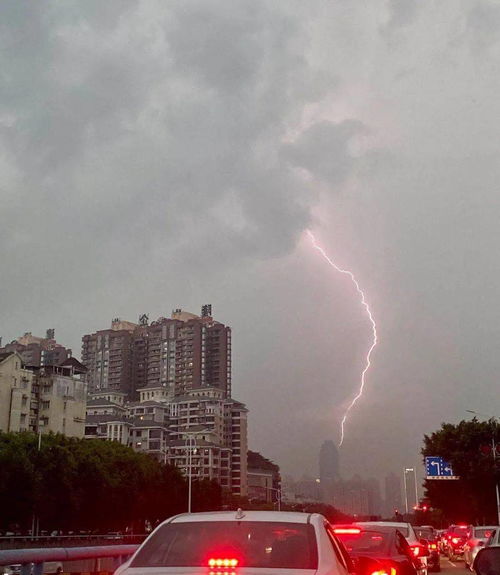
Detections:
[415, 527, 440, 572]
[333, 525, 422, 575]
[444, 524, 471, 561]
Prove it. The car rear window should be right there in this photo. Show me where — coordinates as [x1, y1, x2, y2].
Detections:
[130, 521, 318, 569]
[476, 528, 494, 539]
[416, 528, 434, 540]
[449, 526, 469, 535]
[334, 530, 389, 554]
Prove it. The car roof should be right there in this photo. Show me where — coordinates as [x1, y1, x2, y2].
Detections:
[168, 510, 316, 524]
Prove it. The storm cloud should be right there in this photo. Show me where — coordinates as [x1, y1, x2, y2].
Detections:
[2, 0, 500, 483]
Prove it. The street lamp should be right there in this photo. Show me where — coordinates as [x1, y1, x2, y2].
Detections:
[266, 486, 282, 511]
[466, 410, 500, 525]
[403, 467, 418, 514]
[183, 429, 211, 513]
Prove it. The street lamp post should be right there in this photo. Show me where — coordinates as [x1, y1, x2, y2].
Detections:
[266, 486, 282, 511]
[183, 429, 211, 513]
[403, 467, 418, 514]
[466, 410, 500, 525]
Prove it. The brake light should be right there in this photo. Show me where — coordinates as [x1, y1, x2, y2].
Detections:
[411, 545, 421, 557]
[208, 559, 239, 568]
[452, 538, 460, 544]
[430, 544, 437, 550]
[334, 528, 362, 534]
[370, 568, 397, 575]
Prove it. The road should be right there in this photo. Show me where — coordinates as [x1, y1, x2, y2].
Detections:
[441, 556, 472, 575]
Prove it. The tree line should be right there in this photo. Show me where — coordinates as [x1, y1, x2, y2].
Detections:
[0, 432, 221, 533]
[422, 418, 500, 525]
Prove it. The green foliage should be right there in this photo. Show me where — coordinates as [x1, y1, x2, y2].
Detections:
[422, 418, 499, 524]
[0, 431, 222, 532]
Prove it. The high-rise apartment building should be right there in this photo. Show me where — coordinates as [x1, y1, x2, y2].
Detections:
[0, 330, 72, 368]
[81, 306, 231, 400]
[81, 319, 137, 397]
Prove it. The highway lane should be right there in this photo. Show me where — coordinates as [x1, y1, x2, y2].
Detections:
[441, 556, 472, 575]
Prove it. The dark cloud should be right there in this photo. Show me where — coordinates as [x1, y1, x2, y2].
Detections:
[282, 120, 366, 187]
[382, 0, 419, 33]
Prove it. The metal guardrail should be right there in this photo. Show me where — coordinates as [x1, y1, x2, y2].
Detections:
[0, 536, 146, 550]
[0, 545, 139, 575]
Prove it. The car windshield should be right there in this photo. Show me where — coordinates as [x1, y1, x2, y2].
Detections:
[130, 521, 318, 569]
[334, 530, 389, 554]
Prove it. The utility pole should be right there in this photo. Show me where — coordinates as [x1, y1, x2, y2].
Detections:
[403, 468, 409, 514]
[491, 435, 500, 525]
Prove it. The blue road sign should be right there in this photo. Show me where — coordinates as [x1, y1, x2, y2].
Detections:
[425, 456, 459, 480]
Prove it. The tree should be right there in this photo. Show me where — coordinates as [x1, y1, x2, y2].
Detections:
[0, 431, 215, 532]
[422, 418, 499, 524]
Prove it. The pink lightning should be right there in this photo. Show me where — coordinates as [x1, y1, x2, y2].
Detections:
[307, 230, 378, 447]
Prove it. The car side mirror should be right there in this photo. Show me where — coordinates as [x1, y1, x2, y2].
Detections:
[474, 547, 500, 575]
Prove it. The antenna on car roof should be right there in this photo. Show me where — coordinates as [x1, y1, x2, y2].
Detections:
[235, 508, 245, 520]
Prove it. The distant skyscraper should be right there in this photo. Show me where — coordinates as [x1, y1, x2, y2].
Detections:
[319, 440, 340, 481]
[319, 440, 340, 504]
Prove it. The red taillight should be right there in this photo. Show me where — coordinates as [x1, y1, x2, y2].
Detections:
[370, 568, 397, 575]
[452, 537, 460, 544]
[208, 559, 239, 568]
[334, 528, 362, 534]
[430, 544, 437, 550]
[410, 544, 424, 557]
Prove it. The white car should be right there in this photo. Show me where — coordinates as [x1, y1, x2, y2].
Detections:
[114, 510, 352, 575]
[464, 526, 496, 570]
[486, 528, 499, 547]
[355, 522, 427, 575]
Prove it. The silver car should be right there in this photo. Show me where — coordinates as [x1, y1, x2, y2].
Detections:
[464, 526, 496, 570]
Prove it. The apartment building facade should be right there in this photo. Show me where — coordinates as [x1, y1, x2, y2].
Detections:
[81, 306, 231, 400]
[0, 353, 87, 438]
[32, 362, 88, 438]
[0, 352, 33, 432]
[84, 385, 248, 496]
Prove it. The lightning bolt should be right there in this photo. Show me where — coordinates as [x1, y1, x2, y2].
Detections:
[307, 230, 378, 447]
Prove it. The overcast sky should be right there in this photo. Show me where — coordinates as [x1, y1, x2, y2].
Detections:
[2, 0, 500, 484]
